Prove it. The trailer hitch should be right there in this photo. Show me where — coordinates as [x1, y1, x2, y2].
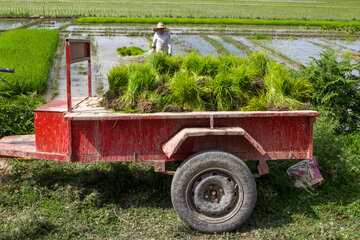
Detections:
[0, 68, 14, 85]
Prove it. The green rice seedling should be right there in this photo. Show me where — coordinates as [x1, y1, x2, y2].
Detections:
[0, 29, 59, 95]
[183, 51, 203, 75]
[183, 53, 221, 77]
[230, 63, 259, 91]
[207, 74, 246, 111]
[107, 65, 129, 94]
[241, 90, 267, 111]
[248, 33, 273, 40]
[117, 46, 147, 56]
[167, 71, 207, 110]
[200, 56, 222, 77]
[127, 64, 157, 95]
[248, 51, 269, 78]
[121, 64, 157, 108]
[136, 90, 164, 112]
[266, 61, 312, 101]
[217, 55, 245, 73]
[146, 53, 183, 76]
[76, 18, 360, 30]
[263, 61, 312, 110]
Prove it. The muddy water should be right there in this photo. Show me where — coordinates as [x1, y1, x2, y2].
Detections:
[208, 36, 246, 56]
[29, 21, 70, 30]
[57, 35, 150, 97]
[264, 38, 325, 65]
[173, 35, 217, 56]
[0, 19, 28, 30]
[331, 40, 360, 52]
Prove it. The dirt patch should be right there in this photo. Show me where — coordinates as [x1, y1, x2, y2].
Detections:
[164, 105, 192, 112]
[0, 158, 12, 182]
[137, 100, 155, 113]
[155, 85, 170, 95]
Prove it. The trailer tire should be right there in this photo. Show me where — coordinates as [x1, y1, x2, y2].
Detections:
[171, 150, 256, 233]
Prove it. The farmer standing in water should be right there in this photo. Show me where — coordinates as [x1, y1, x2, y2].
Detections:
[152, 22, 172, 56]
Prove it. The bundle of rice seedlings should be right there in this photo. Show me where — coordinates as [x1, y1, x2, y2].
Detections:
[230, 64, 258, 91]
[136, 90, 164, 113]
[117, 46, 147, 56]
[263, 61, 312, 110]
[208, 74, 246, 111]
[107, 65, 129, 94]
[146, 53, 183, 76]
[199, 56, 221, 77]
[167, 71, 208, 110]
[217, 55, 245, 73]
[248, 51, 269, 78]
[241, 90, 267, 111]
[121, 64, 158, 108]
[183, 52, 203, 75]
[127, 64, 157, 95]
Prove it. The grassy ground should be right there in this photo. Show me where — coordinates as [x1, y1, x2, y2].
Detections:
[0, 114, 359, 239]
[0, 0, 359, 21]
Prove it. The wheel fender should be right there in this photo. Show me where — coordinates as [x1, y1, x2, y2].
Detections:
[162, 127, 266, 158]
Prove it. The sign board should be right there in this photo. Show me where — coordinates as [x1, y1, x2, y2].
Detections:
[66, 39, 91, 64]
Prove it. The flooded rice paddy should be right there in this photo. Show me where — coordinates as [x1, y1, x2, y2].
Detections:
[1, 19, 359, 97]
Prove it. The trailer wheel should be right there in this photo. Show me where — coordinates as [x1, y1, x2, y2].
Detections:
[171, 151, 256, 233]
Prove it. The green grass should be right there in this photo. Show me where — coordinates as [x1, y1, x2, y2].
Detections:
[0, 0, 359, 21]
[0, 94, 45, 138]
[0, 29, 60, 96]
[0, 115, 358, 239]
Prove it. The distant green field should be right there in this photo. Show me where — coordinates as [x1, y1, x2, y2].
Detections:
[0, 29, 59, 95]
[76, 17, 360, 33]
[0, 0, 359, 21]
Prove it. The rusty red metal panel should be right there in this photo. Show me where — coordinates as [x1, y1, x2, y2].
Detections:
[67, 39, 91, 64]
[66, 40, 72, 112]
[88, 60, 92, 97]
[34, 111, 69, 154]
[66, 38, 91, 111]
[34, 98, 84, 112]
[68, 113, 313, 162]
[65, 109, 320, 121]
[0, 135, 67, 161]
[0, 97, 319, 164]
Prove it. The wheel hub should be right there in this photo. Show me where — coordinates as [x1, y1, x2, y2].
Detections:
[191, 171, 238, 217]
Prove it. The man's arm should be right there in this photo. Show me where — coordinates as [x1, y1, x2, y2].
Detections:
[167, 34, 172, 55]
[152, 34, 157, 49]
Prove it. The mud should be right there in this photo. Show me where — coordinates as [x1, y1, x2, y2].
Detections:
[164, 105, 192, 112]
[137, 100, 156, 113]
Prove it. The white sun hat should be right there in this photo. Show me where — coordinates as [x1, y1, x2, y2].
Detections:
[153, 22, 166, 32]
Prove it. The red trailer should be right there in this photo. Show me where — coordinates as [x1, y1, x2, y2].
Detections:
[0, 39, 320, 233]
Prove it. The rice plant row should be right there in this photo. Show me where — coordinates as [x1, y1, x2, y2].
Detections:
[0, 29, 60, 96]
[200, 35, 230, 56]
[77, 17, 360, 33]
[103, 52, 312, 113]
[0, 1, 358, 21]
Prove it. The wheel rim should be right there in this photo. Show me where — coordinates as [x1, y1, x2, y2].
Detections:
[186, 168, 244, 224]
